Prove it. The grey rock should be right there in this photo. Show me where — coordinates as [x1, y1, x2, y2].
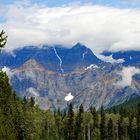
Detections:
[10, 59, 140, 111]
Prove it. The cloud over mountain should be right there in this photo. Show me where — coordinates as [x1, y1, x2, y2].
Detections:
[116, 67, 140, 87]
[1, 2, 140, 54]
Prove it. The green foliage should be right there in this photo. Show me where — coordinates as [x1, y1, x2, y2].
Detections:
[90, 107, 99, 129]
[137, 103, 140, 140]
[100, 106, 107, 140]
[0, 30, 7, 50]
[64, 103, 74, 140]
[107, 97, 140, 115]
[107, 118, 114, 140]
[74, 104, 84, 140]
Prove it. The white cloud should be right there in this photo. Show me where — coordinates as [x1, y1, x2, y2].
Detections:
[1, 3, 140, 54]
[98, 54, 125, 63]
[64, 92, 74, 101]
[115, 67, 140, 87]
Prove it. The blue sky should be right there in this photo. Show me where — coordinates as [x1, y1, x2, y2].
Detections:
[1, 0, 140, 8]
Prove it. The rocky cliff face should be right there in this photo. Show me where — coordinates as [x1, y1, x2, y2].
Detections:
[10, 59, 140, 111]
[1, 44, 140, 110]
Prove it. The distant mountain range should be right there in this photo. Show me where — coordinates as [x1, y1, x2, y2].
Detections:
[101, 50, 140, 67]
[0, 43, 140, 110]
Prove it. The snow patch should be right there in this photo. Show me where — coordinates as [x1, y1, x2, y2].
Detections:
[85, 64, 99, 71]
[64, 92, 74, 102]
[1, 66, 11, 76]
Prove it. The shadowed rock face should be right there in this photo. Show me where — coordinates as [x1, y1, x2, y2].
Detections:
[1, 44, 140, 110]
[0, 43, 104, 73]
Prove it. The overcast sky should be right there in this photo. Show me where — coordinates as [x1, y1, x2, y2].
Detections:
[0, 0, 140, 54]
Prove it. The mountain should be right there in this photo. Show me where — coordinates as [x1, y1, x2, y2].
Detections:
[10, 58, 140, 111]
[101, 50, 140, 67]
[0, 43, 104, 73]
[1, 43, 140, 110]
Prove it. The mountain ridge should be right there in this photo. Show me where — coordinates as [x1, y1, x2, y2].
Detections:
[1, 43, 140, 110]
[0, 43, 105, 73]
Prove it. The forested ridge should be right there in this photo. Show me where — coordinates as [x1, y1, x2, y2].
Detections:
[107, 97, 140, 114]
[0, 31, 140, 140]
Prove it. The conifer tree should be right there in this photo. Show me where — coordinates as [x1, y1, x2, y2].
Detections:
[30, 96, 35, 107]
[54, 108, 64, 140]
[0, 72, 17, 139]
[112, 106, 117, 114]
[0, 71, 24, 139]
[90, 107, 100, 140]
[90, 106, 99, 129]
[64, 103, 74, 140]
[100, 106, 107, 140]
[128, 114, 133, 140]
[0, 30, 7, 50]
[21, 96, 28, 112]
[137, 103, 140, 140]
[107, 118, 114, 140]
[74, 104, 84, 140]
[118, 115, 125, 140]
